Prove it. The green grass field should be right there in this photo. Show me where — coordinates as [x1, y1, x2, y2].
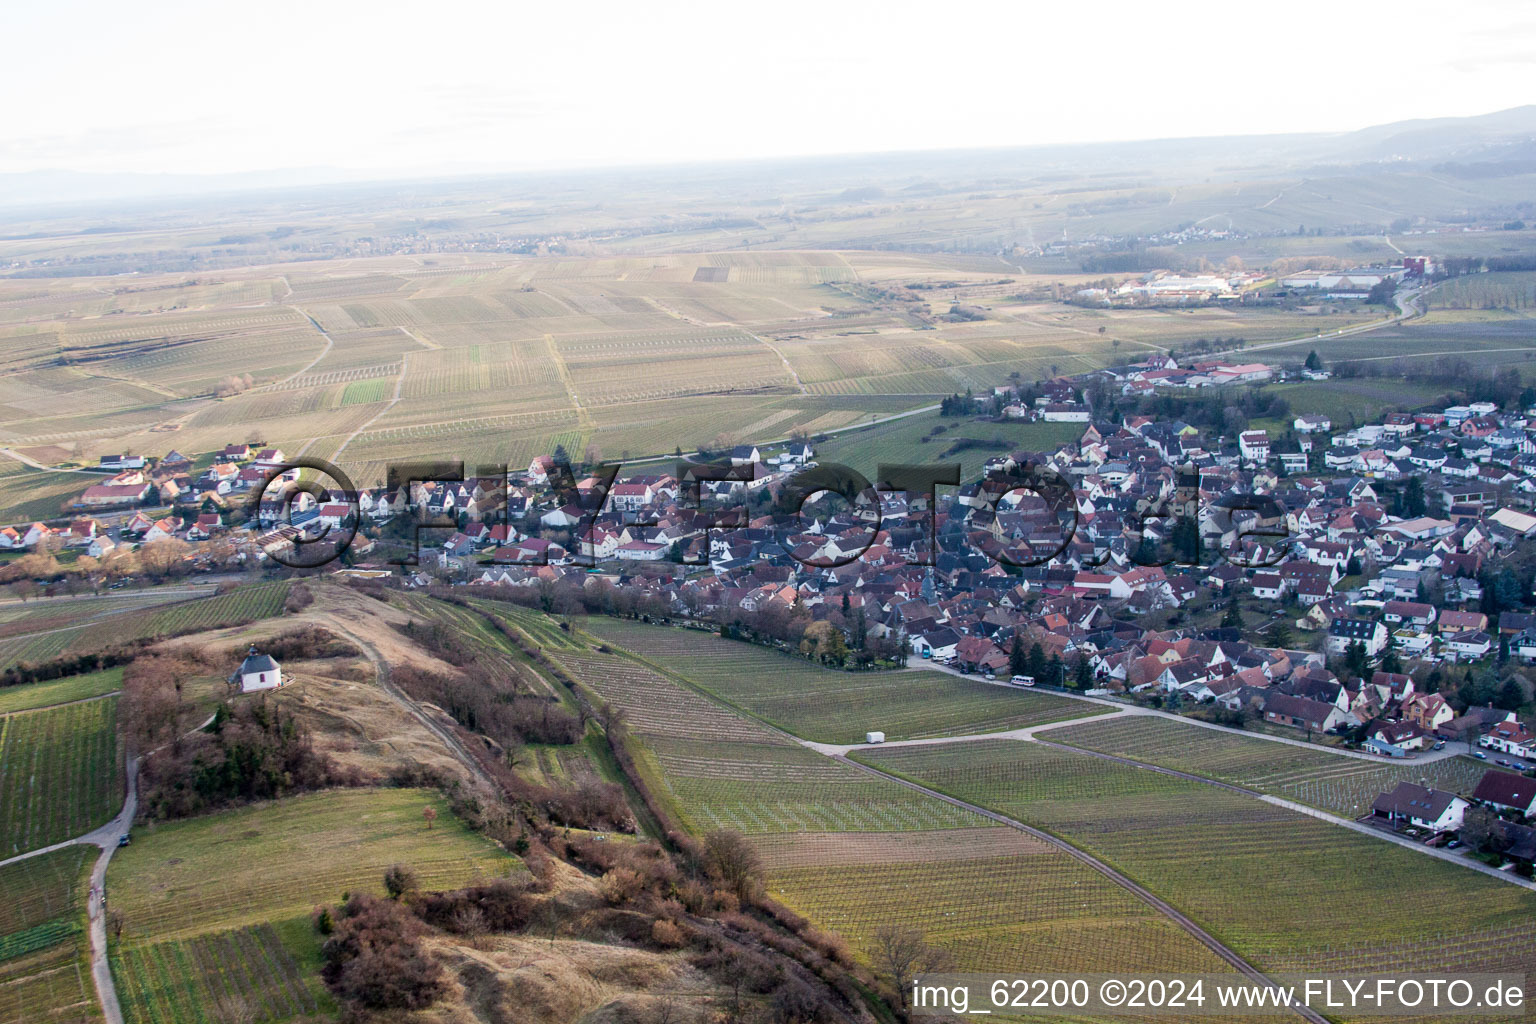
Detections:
[579, 617, 1107, 744]
[107, 788, 519, 941]
[1048, 715, 1501, 817]
[858, 739, 1536, 995]
[338, 377, 394, 406]
[1248, 378, 1449, 434]
[0, 700, 122, 855]
[814, 412, 1083, 479]
[0, 668, 122, 715]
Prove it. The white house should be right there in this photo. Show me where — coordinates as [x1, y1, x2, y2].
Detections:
[1371, 782, 1467, 832]
[1238, 431, 1270, 463]
[229, 647, 282, 693]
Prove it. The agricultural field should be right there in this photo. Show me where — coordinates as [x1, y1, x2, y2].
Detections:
[1430, 271, 1536, 311]
[763, 829, 1241, 989]
[113, 919, 330, 1024]
[551, 647, 980, 833]
[0, 667, 122, 715]
[1048, 714, 1501, 817]
[0, 699, 122, 855]
[859, 739, 1536, 1003]
[0, 847, 95, 1024]
[107, 788, 519, 941]
[0, 581, 290, 674]
[578, 617, 1108, 744]
[0, 249, 1394, 522]
[0, 945, 98, 1024]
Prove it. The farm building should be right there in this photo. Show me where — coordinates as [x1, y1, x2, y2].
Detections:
[230, 646, 283, 693]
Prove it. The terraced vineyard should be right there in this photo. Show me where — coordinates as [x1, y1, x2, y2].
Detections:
[0, 847, 95, 1024]
[860, 739, 1536, 1010]
[114, 919, 329, 1024]
[475, 600, 585, 651]
[0, 699, 122, 854]
[1049, 715, 1499, 817]
[578, 617, 1107, 743]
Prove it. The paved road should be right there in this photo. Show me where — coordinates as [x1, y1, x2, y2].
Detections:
[906, 662, 1464, 763]
[834, 753, 1329, 1024]
[84, 755, 136, 1024]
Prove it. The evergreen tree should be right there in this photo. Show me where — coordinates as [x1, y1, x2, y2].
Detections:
[1380, 645, 1402, 675]
[1009, 637, 1029, 677]
[1026, 643, 1048, 682]
[1401, 476, 1426, 517]
[1496, 678, 1525, 712]
[1304, 350, 1323, 372]
[1074, 656, 1094, 689]
[1221, 601, 1244, 629]
[1345, 640, 1369, 679]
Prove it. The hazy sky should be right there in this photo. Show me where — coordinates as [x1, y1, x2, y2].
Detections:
[4, 0, 1535, 177]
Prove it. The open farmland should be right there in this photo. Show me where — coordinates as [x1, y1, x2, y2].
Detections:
[0, 945, 97, 1024]
[0, 846, 95, 1024]
[859, 738, 1536, 1014]
[0, 699, 122, 854]
[763, 829, 1240, 991]
[1430, 271, 1536, 310]
[107, 788, 519, 941]
[0, 581, 289, 673]
[0, 249, 1388, 519]
[578, 618, 1108, 744]
[552, 647, 980, 833]
[0, 667, 122, 715]
[547, 636, 1253, 1006]
[1048, 714, 1500, 817]
[113, 919, 330, 1024]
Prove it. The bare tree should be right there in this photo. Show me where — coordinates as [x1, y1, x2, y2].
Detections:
[873, 924, 955, 1011]
[703, 829, 763, 902]
[422, 806, 437, 830]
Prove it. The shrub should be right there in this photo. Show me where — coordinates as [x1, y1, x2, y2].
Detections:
[384, 864, 418, 900]
[321, 894, 445, 1011]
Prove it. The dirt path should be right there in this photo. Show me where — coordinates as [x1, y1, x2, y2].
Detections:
[833, 753, 1329, 1024]
[329, 620, 499, 798]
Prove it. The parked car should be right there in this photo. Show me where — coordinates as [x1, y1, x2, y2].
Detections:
[117, 833, 131, 847]
[1498, 759, 1512, 767]
[1433, 741, 1446, 750]
[1475, 752, 1489, 760]
[984, 672, 996, 681]
[1447, 839, 1462, 849]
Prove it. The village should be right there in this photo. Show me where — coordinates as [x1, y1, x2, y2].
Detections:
[11, 345, 1536, 869]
